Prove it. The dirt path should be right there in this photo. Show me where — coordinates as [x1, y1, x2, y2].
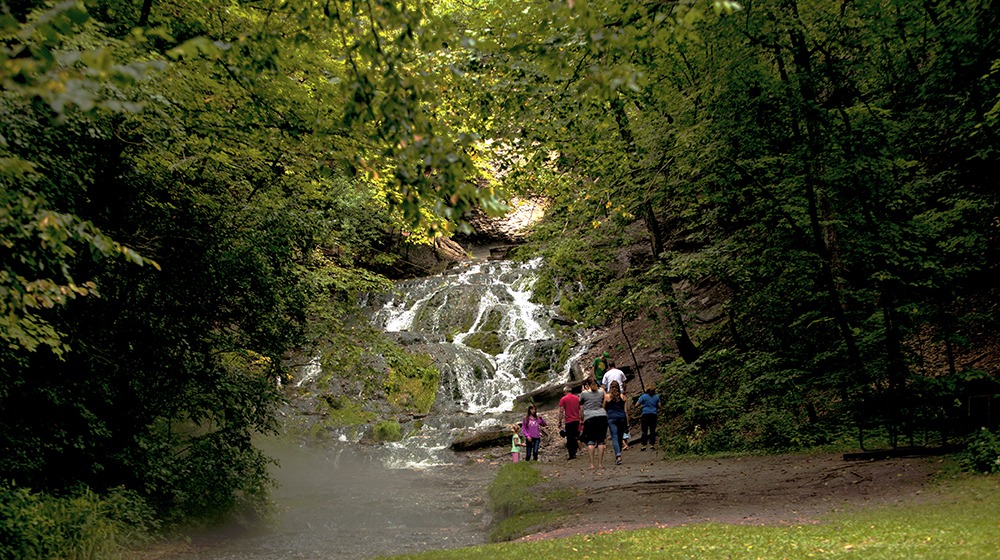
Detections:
[518, 449, 945, 542]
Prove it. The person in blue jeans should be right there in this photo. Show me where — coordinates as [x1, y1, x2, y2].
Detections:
[637, 386, 661, 451]
[603, 380, 629, 465]
[521, 404, 547, 461]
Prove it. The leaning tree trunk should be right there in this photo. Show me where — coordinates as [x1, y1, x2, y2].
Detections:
[779, 0, 867, 391]
[611, 94, 701, 364]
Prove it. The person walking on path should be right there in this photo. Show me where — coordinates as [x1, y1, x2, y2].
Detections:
[510, 423, 525, 463]
[579, 378, 608, 470]
[558, 384, 581, 460]
[602, 360, 627, 396]
[604, 380, 629, 465]
[521, 405, 547, 461]
[637, 386, 661, 451]
[593, 352, 611, 385]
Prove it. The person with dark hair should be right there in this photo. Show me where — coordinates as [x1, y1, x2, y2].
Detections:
[521, 404, 547, 461]
[637, 386, 661, 451]
[602, 359, 626, 396]
[579, 377, 608, 470]
[558, 384, 581, 460]
[604, 380, 629, 465]
[593, 351, 611, 385]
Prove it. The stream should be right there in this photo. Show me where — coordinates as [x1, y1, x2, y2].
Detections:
[167, 258, 584, 559]
[172, 438, 495, 559]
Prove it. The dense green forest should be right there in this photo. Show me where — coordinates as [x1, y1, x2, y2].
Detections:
[1, 0, 998, 556]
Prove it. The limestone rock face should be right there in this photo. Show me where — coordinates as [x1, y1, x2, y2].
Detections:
[394, 236, 472, 277]
[385, 197, 547, 278]
[457, 197, 547, 244]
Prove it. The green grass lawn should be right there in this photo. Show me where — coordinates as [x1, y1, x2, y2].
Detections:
[381, 474, 1000, 560]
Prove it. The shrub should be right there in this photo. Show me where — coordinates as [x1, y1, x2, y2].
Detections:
[0, 482, 156, 560]
[959, 427, 1000, 474]
[373, 420, 403, 442]
[657, 350, 845, 455]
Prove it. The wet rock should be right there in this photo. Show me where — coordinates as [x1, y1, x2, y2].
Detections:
[450, 426, 512, 451]
[387, 331, 447, 345]
[393, 236, 472, 278]
[488, 245, 518, 260]
[455, 197, 547, 244]
[550, 314, 576, 326]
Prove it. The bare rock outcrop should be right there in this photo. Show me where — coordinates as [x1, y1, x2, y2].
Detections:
[456, 197, 547, 244]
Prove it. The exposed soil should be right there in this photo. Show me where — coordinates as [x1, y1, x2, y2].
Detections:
[512, 447, 947, 542]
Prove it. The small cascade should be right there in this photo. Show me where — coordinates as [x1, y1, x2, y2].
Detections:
[366, 258, 573, 414]
[295, 355, 322, 387]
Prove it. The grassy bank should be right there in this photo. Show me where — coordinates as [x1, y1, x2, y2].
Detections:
[381, 472, 1000, 560]
[0, 483, 157, 560]
[485, 462, 574, 542]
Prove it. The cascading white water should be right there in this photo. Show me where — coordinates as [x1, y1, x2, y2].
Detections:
[295, 355, 322, 387]
[368, 258, 569, 414]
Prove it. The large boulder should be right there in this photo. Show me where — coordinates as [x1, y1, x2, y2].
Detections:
[450, 426, 511, 451]
[389, 236, 471, 278]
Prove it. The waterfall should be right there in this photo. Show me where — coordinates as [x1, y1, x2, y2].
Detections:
[295, 355, 323, 387]
[366, 258, 572, 414]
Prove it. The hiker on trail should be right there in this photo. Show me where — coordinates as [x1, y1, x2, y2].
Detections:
[579, 377, 608, 470]
[510, 423, 525, 463]
[637, 386, 661, 451]
[602, 360, 626, 396]
[558, 384, 581, 460]
[604, 380, 628, 465]
[593, 352, 611, 385]
[521, 405, 547, 461]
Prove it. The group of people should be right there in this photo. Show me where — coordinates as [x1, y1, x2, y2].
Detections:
[510, 352, 662, 470]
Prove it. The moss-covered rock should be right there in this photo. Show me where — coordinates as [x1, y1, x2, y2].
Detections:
[322, 395, 377, 426]
[524, 356, 550, 383]
[373, 420, 404, 442]
[464, 331, 504, 355]
[478, 308, 506, 332]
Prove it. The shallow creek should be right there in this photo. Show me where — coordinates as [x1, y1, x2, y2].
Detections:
[169, 437, 496, 559]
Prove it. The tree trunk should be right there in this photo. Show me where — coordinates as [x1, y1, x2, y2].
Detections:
[780, 0, 867, 393]
[661, 273, 702, 363]
[611, 94, 700, 364]
[138, 0, 154, 27]
[643, 200, 664, 259]
[881, 286, 907, 448]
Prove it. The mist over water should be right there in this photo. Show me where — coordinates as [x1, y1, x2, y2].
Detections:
[174, 439, 494, 559]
